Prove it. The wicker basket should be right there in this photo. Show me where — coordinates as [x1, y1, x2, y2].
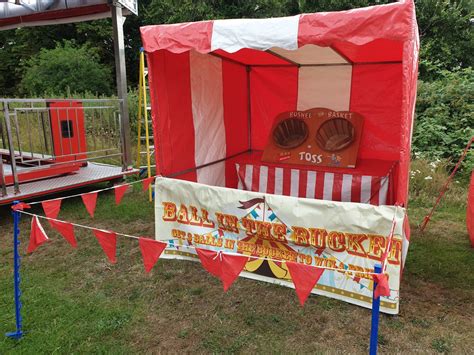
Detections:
[272, 118, 309, 149]
[315, 118, 354, 152]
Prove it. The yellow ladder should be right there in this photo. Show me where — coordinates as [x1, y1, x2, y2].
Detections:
[136, 48, 153, 201]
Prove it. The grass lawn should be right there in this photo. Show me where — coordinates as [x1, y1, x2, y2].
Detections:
[0, 179, 473, 353]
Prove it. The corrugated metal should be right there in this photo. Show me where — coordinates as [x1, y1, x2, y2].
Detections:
[0, 0, 111, 30]
[0, 1, 106, 19]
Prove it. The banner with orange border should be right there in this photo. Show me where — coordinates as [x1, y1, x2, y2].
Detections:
[154, 177, 407, 314]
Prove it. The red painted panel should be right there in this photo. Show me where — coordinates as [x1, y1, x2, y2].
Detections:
[468, 172, 474, 247]
[48, 101, 87, 163]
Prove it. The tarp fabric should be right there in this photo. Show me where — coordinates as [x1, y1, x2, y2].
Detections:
[140, 0, 419, 207]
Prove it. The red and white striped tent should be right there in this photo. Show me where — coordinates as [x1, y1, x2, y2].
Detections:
[140, 0, 419, 207]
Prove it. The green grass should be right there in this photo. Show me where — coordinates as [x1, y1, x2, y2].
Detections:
[0, 174, 473, 353]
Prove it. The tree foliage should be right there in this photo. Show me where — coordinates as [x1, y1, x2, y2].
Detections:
[1, 0, 472, 95]
[413, 68, 474, 174]
[416, 0, 473, 81]
[20, 41, 112, 96]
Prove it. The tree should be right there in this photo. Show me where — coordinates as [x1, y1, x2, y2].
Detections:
[20, 41, 112, 96]
[416, 0, 474, 81]
[143, 0, 294, 24]
[1, 0, 473, 96]
[413, 67, 474, 174]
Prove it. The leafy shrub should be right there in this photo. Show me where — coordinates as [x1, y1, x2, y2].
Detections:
[413, 67, 474, 178]
[127, 88, 140, 141]
[20, 41, 112, 97]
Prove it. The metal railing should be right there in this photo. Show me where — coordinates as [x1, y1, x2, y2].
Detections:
[0, 98, 128, 195]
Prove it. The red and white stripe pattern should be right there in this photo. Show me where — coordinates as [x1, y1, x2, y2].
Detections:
[236, 163, 390, 205]
[189, 51, 226, 186]
[141, 2, 413, 54]
[141, 1, 417, 205]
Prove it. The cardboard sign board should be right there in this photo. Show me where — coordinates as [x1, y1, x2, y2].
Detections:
[154, 177, 407, 314]
[262, 108, 364, 168]
[118, 0, 138, 15]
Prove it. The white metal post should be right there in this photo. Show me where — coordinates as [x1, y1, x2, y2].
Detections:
[2, 101, 20, 194]
[111, 2, 132, 170]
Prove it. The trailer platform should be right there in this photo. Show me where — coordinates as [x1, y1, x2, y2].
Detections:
[0, 162, 138, 205]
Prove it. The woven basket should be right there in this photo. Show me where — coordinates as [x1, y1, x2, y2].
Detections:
[272, 118, 309, 149]
[315, 118, 354, 152]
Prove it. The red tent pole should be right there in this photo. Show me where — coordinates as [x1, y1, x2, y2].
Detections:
[419, 136, 474, 232]
[467, 172, 474, 247]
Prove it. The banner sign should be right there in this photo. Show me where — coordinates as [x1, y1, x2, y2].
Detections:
[155, 177, 407, 314]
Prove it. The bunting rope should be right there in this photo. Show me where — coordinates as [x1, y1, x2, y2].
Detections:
[20, 210, 140, 240]
[12, 173, 396, 305]
[26, 175, 157, 206]
[17, 210, 385, 277]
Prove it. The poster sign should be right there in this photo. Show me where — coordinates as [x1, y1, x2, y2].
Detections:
[155, 177, 406, 314]
[262, 107, 364, 168]
[117, 0, 138, 15]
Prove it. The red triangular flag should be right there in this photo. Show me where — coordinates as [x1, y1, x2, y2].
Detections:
[138, 237, 167, 273]
[142, 176, 154, 192]
[93, 229, 117, 263]
[286, 261, 325, 306]
[373, 273, 390, 299]
[114, 184, 128, 205]
[42, 199, 62, 220]
[50, 220, 77, 248]
[81, 192, 98, 218]
[220, 253, 249, 291]
[27, 216, 49, 253]
[12, 202, 31, 211]
[196, 248, 221, 278]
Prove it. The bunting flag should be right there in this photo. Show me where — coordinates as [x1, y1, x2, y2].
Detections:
[138, 237, 167, 273]
[42, 199, 62, 220]
[11, 202, 31, 211]
[50, 220, 77, 248]
[114, 185, 129, 206]
[142, 176, 155, 192]
[92, 229, 117, 263]
[196, 248, 221, 278]
[195, 248, 248, 291]
[81, 192, 98, 218]
[373, 273, 390, 299]
[220, 253, 249, 291]
[27, 216, 49, 253]
[286, 261, 325, 306]
[19, 209, 389, 310]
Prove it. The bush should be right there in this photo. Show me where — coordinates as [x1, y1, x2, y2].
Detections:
[20, 41, 112, 97]
[413, 67, 474, 178]
[127, 88, 140, 140]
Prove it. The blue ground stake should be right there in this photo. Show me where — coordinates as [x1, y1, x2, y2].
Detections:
[369, 263, 382, 355]
[6, 201, 24, 340]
